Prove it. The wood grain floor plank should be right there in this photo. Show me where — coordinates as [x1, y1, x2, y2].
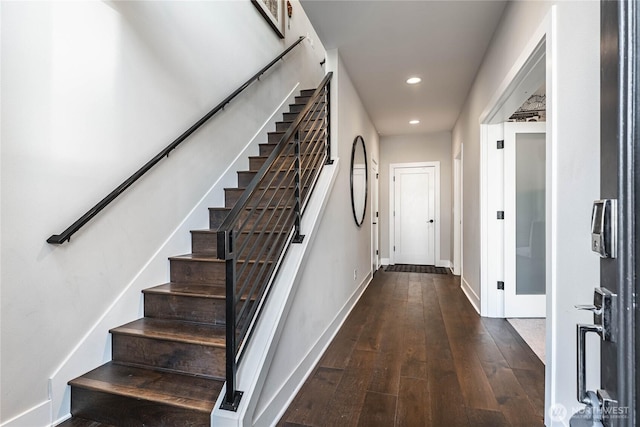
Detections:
[513, 367, 546, 419]
[356, 391, 397, 427]
[368, 348, 403, 395]
[482, 318, 541, 371]
[480, 359, 543, 426]
[427, 357, 471, 427]
[465, 408, 510, 427]
[397, 376, 430, 427]
[278, 367, 343, 426]
[322, 350, 377, 427]
[451, 351, 500, 411]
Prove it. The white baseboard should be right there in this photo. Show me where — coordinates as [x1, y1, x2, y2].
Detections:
[382, 258, 450, 268]
[0, 400, 50, 427]
[461, 276, 480, 314]
[253, 271, 372, 426]
[437, 259, 451, 268]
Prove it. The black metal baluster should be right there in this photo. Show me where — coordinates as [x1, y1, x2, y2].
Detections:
[293, 130, 305, 243]
[325, 83, 333, 165]
[221, 229, 243, 411]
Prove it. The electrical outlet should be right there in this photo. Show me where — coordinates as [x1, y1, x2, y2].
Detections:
[353, 269, 358, 281]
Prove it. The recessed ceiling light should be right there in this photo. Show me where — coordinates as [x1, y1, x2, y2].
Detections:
[409, 120, 420, 125]
[406, 77, 422, 85]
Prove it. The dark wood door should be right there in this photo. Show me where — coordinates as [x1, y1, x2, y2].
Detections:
[597, 1, 638, 426]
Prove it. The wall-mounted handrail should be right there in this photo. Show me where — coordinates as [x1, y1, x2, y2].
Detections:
[47, 36, 306, 244]
[217, 72, 332, 411]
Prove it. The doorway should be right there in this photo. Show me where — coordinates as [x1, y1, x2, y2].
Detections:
[389, 162, 440, 266]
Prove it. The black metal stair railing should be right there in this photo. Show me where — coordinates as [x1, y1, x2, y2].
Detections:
[217, 72, 333, 411]
[46, 36, 306, 244]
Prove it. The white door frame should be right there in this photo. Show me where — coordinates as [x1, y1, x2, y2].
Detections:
[453, 147, 463, 276]
[389, 161, 441, 266]
[371, 158, 380, 272]
[477, 7, 556, 423]
[479, 22, 548, 318]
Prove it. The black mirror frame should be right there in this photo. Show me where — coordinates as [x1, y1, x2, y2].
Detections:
[350, 135, 368, 227]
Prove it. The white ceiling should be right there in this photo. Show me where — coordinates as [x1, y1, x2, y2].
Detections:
[300, 0, 508, 136]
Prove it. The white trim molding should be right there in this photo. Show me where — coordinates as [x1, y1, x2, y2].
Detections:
[461, 276, 480, 314]
[0, 400, 51, 427]
[437, 259, 452, 269]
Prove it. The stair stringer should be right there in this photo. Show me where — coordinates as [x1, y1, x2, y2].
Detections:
[46, 83, 302, 427]
[211, 160, 339, 427]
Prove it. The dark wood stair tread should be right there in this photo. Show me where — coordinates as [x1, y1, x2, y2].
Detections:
[143, 282, 226, 299]
[170, 253, 272, 264]
[110, 318, 225, 347]
[212, 204, 291, 211]
[144, 282, 254, 300]
[224, 184, 301, 191]
[69, 362, 222, 412]
[169, 253, 224, 263]
[247, 154, 316, 160]
[191, 228, 286, 235]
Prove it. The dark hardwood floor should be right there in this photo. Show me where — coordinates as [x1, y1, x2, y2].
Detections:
[277, 270, 545, 427]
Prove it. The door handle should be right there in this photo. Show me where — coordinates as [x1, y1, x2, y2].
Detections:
[428, 219, 434, 223]
[577, 323, 603, 404]
[575, 304, 603, 315]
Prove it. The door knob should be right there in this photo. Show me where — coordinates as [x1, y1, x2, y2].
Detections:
[429, 219, 434, 223]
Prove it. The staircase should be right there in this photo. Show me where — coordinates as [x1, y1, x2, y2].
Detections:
[57, 86, 328, 427]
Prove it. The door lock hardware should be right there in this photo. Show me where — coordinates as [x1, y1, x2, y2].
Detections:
[591, 199, 617, 258]
[575, 287, 617, 342]
[572, 287, 619, 427]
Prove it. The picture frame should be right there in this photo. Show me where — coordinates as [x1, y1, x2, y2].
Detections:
[251, 0, 285, 39]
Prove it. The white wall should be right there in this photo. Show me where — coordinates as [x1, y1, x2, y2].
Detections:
[251, 49, 379, 425]
[379, 132, 452, 265]
[0, 1, 326, 424]
[452, 1, 600, 425]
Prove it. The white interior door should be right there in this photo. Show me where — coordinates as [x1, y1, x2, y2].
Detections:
[394, 166, 435, 265]
[504, 121, 546, 317]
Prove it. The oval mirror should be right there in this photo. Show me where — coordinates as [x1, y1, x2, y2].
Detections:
[350, 135, 368, 227]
